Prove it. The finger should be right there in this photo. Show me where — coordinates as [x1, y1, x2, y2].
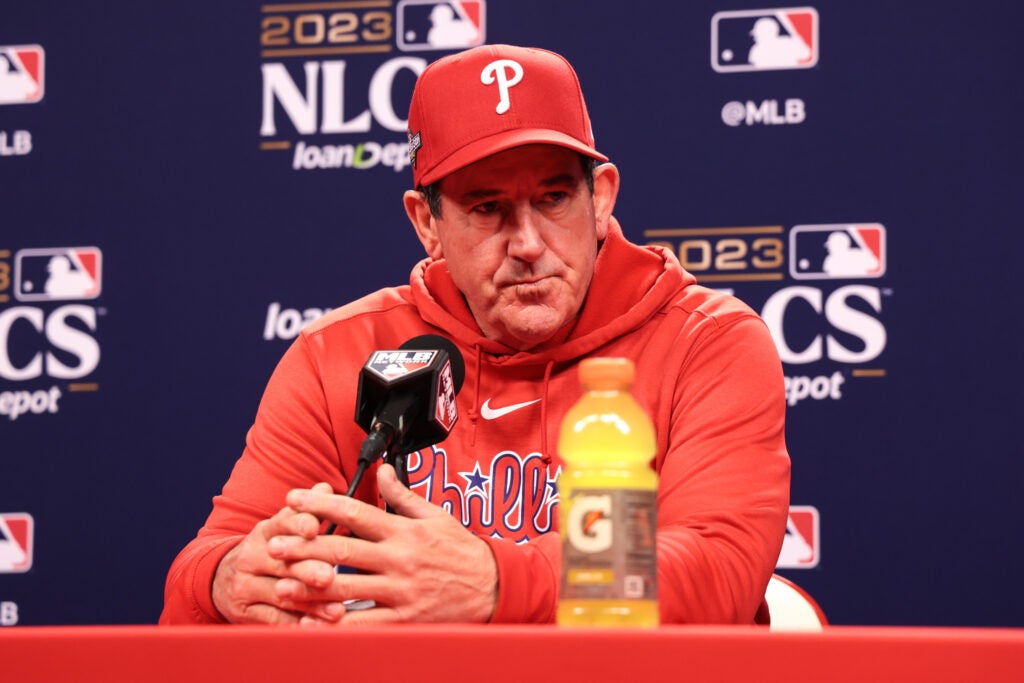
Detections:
[234, 601, 305, 625]
[264, 547, 337, 589]
[286, 485, 337, 538]
[267, 532, 389, 574]
[377, 464, 447, 520]
[299, 615, 330, 627]
[231, 531, 337, 596]
[227, 533, 302, 585]
[216, 564, 310, 623]
[258, 506, 321, 541]
[274, 591, 347, 623]
[299, 612, 346, 628]
[339, 605, 404, 626]
[275, 571, 400, 606]
[286, 489, 397, 542]
[227, 568, 337, 622]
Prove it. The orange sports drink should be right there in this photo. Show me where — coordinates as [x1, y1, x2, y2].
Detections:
[557, 357, 659, 627]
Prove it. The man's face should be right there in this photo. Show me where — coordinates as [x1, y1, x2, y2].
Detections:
[406, 145, 619, 350]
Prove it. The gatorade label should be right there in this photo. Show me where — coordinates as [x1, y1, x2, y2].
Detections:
[561, 489, 657, 600]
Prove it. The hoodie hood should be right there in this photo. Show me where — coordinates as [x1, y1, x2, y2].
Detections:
[409, 217, 695, 366]
[409, 217, 697, 461]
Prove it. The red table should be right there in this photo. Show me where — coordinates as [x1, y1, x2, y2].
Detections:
[2, 624, 1023, 682]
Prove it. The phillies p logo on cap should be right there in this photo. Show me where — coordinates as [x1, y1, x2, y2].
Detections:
[480, 58, 523, 114]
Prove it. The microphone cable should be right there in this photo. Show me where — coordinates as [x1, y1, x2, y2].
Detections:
[323, 426, 391, 535]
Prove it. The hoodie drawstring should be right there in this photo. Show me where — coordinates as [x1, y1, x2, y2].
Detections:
[467, 344, 482, 447]
[540, 359, 554, 464]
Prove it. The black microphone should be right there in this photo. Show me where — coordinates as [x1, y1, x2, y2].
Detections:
[353, 334, 466, 472]
[324, 335, 464, 533]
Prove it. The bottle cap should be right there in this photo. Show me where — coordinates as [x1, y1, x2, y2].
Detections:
[579, 357, 635, 389]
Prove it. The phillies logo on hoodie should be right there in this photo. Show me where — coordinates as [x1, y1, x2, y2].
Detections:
[407, 446, 560, 541]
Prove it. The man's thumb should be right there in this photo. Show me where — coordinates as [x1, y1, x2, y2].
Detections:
[377, 463, 442, 518]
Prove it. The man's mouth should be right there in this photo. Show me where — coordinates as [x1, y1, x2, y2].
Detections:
[505, 277, 553, 298]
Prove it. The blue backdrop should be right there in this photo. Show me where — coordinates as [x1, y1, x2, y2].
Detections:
[2, 0, 1021, 627]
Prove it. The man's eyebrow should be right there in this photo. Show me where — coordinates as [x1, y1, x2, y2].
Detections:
[539, 173, 578, 187]
[455, 173, 579, 203]
[458, 188, 502, 203]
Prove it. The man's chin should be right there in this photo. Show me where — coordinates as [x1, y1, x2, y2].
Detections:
[495, 310, 575, 350]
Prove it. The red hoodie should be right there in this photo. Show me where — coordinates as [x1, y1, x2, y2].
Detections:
[160, 220, 790, 625]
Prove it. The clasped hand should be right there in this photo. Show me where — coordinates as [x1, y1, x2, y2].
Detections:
[212, 464, 498, 625]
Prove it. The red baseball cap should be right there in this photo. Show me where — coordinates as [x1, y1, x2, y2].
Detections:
[407, 44, 608, 188]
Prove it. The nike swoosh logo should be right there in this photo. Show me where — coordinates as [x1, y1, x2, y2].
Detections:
[480, 398, 541, 420]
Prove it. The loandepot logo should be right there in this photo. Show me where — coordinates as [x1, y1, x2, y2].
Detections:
[262, 302, 331, 341]
[258, 1, 486, 172]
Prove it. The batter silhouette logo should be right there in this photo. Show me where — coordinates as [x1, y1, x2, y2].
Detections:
[396, 0, 486, 51]
[0, 513, 34, 573]
[13, 247, 103, 302]
[790, 224, 886, 280]
[777, 505, 819, 569]
[711, 7, 818, 73]
[0, 45, 45, 105]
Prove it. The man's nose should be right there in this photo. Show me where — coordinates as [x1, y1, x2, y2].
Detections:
[506, 207, 546, 261]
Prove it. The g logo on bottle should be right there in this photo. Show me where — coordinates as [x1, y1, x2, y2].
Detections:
[566, 493, 613, 553]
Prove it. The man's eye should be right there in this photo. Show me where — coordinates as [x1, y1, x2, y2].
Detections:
[473, 201, 502, 214]
[544, 191, 568, 205]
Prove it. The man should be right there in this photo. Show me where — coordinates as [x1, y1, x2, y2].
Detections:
[160, 44, 790, 626]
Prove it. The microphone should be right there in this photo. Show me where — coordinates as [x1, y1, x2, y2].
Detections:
[353, 334, 466, 472]
[324, 335, 464, 533]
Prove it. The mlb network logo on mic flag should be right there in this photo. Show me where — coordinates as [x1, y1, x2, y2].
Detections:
[0, 45, 45, 105]
[790, 224, 886, 280]
[13, 247, 103, 302]
[711, 7, 818, 73]
[368, 350, 439, 380]
[0, 513, 34, 573]
[396, 0, 486, 52]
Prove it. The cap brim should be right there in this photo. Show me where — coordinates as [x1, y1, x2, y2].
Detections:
[417, 129, 608, 187]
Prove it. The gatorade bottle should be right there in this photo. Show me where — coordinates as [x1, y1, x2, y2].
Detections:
[557, 357, 659, 627]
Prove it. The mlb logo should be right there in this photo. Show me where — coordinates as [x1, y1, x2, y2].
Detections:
[368, 350, 437, 381]
[0, 45, 45, 105]
[790, 224, 886, 280]
[0, 513, 34, 573]
[396, 0, 486, 52]
[777, 505, 819, 569]
[711, 7, 818, 73]
[14, 247, 103, 302]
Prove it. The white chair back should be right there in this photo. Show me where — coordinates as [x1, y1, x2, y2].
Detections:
[765, 574, 828, 632]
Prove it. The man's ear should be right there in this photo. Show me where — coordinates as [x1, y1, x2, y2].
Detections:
[591, 163, 620, 241]
[404, 189, 443, 259]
